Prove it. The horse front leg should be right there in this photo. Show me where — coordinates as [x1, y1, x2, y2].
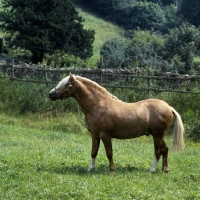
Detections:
[100, 132, 115, 171]
[88, 135, 100, 171]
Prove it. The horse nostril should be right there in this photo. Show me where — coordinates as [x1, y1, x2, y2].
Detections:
[49, 93, 54, 99]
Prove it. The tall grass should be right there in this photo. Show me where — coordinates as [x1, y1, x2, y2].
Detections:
[0, 77, 78, 115]
[1, 76, 200, 139]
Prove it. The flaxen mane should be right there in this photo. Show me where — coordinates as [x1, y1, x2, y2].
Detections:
[76, 76, 119, 100]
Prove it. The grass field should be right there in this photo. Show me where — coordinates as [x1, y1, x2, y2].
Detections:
[0, 113, 200, 199]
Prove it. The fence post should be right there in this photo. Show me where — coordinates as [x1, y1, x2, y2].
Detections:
[100, 70, 102, 85]
[147, 70, 150, 97]
[99, 56, 103, 68]
[12, 60, 15, 78]
[44, 65, 48, 86]
[0, 38, 3, 54]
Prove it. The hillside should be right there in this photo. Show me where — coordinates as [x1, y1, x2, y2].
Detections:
[75, 6, 124, 64]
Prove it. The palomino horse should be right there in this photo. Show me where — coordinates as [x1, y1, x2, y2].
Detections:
[49, 73, 184, 173]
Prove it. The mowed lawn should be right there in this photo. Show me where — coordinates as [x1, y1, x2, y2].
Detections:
[0, 114, 200, 200]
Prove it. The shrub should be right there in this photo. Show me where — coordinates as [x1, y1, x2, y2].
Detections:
[164, 22, 200, 73]
[190, 122, 200, 142]
[126, 30, 168, 70]
[100, 38, 128, 68]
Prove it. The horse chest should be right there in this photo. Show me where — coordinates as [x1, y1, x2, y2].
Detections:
[85, 111, 113, 134]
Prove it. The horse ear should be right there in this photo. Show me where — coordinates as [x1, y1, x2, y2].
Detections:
[69, 72, 75, 85]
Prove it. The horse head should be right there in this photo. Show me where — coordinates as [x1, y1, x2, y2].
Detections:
[49, 72, 76, 101]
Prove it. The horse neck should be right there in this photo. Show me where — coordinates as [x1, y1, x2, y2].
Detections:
[73, 78, 110, 113]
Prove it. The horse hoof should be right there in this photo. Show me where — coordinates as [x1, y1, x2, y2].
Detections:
[162, 167, 168, 173]
[163, 170, 168, 173]
[148, 170, 156, 174]
[88, 167, 94, 172]
[110, 167, 116, 171]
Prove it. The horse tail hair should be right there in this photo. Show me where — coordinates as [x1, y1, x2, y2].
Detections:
[170, 106, 184, 152]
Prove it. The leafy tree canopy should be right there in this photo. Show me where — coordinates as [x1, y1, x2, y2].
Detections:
[100, 38, 128, 68]
[164, 22, 200, 72]
[147, 0, 176, 6]
[74, 0, 170, 32]
[160, 4, 181, 33]
[177, 0, 200, 27]
[125, 30, 168, 70]
[100, 31, 168, 70]
[0, 0, 95, 64]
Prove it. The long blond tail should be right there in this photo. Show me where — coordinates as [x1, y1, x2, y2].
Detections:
[170, 107, 184, 152]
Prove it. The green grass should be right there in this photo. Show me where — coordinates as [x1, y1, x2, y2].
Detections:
[1, 114, 200, 199]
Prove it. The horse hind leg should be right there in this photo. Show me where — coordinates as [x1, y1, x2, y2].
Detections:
[100, 132, 115, 171]
[149, 135, 168, 173]
[160, 140, 169, 173]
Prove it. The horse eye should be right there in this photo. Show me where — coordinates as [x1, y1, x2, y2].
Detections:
[65, 83, 70, 87]
[56, 90, 59, 94]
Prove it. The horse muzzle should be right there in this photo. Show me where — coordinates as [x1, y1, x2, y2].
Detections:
[49, 93, 57, 101]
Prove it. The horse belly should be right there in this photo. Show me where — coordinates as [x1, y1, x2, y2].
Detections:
[110, 122, 149, 139]
[107, 107, 150, 139]
[111, 131, 148, 139]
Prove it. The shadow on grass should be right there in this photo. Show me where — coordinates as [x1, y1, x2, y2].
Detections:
[38, 163, 149, 176]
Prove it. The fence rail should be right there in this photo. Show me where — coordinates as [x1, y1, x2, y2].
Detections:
[1, 63, 200, 95]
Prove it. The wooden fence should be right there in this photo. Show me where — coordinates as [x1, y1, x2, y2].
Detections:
[0, 63, 200, 95]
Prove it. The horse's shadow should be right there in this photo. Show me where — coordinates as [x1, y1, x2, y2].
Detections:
[38, 164, 149, 176]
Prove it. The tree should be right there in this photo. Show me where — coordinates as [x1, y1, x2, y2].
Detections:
[107, 2, 166, 31]
[100, 38, 128, 68]
[178, 0, 200, 27]
[160, 4, 182, 33]
[164, 22, 200, 73]
[125, 30, 169, 70]
[0, 0, 95, 64]
[148, 0, 176, 6]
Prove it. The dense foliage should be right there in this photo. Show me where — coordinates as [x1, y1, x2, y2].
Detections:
[178, 0, 200, 27]
[0, 0, 95, 64]
[1, 0, 200, 73]
[108, 2, 166, 31]
[100, 39, 128, 68]
[69, 0, 200, 73]
[73, 0, 200, 35]
[75, 0, 180, 32]
[101, 24, 200, 74]
[164, 22, 200, 73]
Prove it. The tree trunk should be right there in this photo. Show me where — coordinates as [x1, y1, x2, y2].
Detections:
[31, 50, 44, 64]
